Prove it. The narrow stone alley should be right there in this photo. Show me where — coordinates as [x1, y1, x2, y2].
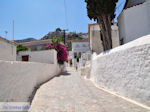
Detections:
[30, 67, 149, 112]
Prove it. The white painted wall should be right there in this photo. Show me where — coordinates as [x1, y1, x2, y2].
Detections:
[0, 39, 16, 61]
[90, 35, 150, 107]
[72, 42, 90, 53]
[118, 1, 150, 44]
[71, 42, 91, 67]
[0, 60, 60, 102]
[80, 51, 92, 67]
[17, 50, 57, 64]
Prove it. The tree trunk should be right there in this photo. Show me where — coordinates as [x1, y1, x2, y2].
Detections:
[97, 15, 112, 51]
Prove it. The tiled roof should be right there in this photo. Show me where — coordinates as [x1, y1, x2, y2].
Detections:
[124, 0, 145, 9]
[0, 37, 17, 46]
[19, 39, 51, 46]
[71, 38, 89, 43]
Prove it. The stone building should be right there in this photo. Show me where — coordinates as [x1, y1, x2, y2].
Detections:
[118, 0, 150, 44]
[88, 23, 120, 54]
[0, 37, 17, 61]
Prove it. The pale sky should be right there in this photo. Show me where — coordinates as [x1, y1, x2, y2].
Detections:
[0, 0, 125, 40]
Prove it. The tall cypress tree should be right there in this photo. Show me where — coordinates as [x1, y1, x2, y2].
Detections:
[85, 0, 118, 51]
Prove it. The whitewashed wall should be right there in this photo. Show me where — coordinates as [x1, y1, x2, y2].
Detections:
[0, 40, 16, 61]
[72, 42, 90, 53]
[90, 35, 150, 107]
[118, 1, 150, 44]
[0, 60, 60, 102]
[17, 50, 57, 64]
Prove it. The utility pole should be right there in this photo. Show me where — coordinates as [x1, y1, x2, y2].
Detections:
[12, 20, 14, 55]
[5, 31, 8, 38]
[62, 29, 68, 45]
[12, 20, 14, 41]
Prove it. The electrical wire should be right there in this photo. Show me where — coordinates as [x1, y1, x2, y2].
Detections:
[64, 0, 69, 30]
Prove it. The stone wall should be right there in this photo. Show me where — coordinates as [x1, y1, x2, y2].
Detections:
[0, 60, 60, 102]
[89, 24, 120, 55]
[90, 35, 150, 107]
[89, 24, 104, 54]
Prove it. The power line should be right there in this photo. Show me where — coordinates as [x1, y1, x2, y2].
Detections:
[64, 0, 69, 30]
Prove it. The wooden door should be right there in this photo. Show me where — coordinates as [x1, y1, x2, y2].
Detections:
[22, 55, 29, 61]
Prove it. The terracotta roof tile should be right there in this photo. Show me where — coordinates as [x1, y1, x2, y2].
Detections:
[0, 37, 17, 46]
[124, 0, 145, 9]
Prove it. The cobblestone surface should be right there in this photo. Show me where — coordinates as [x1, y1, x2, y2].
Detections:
[30, 68, 149, 112]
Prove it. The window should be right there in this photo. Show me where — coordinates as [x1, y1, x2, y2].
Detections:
[74, 52, 77, 58]
[82, 44, 87, 47]
[75, 44, 80, 48]
[120, 38, 124, 45]
[22, 55, 29, 62]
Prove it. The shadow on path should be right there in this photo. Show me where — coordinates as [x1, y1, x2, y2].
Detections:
[57, 71, 71, 77]
[29, 71, 70, 104]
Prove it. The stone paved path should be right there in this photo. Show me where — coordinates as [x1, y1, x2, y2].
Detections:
[30, 67, 149, 112]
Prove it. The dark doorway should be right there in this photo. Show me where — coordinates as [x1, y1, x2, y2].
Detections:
[22, 55, 29, 61]
[70, 59, 72, 67]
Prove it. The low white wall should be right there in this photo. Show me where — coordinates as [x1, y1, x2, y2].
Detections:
[0, 40, 16, 61]
[90, 35, 150, 107]
[0, 60, 60, 102]
[17, 50, 57, 64]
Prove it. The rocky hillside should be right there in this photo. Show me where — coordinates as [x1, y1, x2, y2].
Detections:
[15, 38, 37, 43]
[41, 31, 88, 40]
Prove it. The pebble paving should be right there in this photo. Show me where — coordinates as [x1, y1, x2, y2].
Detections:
[30, 67, 149, 112]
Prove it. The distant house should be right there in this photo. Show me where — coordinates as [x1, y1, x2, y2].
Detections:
[118, 0, 150, 44]
[72, 39, 90, 58]
[0, 37, 17, 61]
[17, 50, 57, 64]
[88, 23, 120, 54]
[16, 39, 58, 64]
[19, 39, 51, 51]
[67, 39, 91, 67]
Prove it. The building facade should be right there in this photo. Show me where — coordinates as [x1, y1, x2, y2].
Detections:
[88, 23, 120, 54]
[72, 41, 90, 58]
[118, 0, 150, 44]
[19, 39, 51, 51]
[17, 50, 57, 64]
[0, 37, 17, 61]
[67, 39, 91, 67]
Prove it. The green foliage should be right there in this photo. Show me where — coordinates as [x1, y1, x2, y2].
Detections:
[76, 53, 81, 62]
[33, 48, 37, 51]
[85, 0, 118, 50]
[56, 36, 63, 43]
[17, 45, 28, 53]
[56, 28, 62, 32]
[85, 0, 118, 21]
[51, 36, 63, 44]
[67, 42, 72, 51]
